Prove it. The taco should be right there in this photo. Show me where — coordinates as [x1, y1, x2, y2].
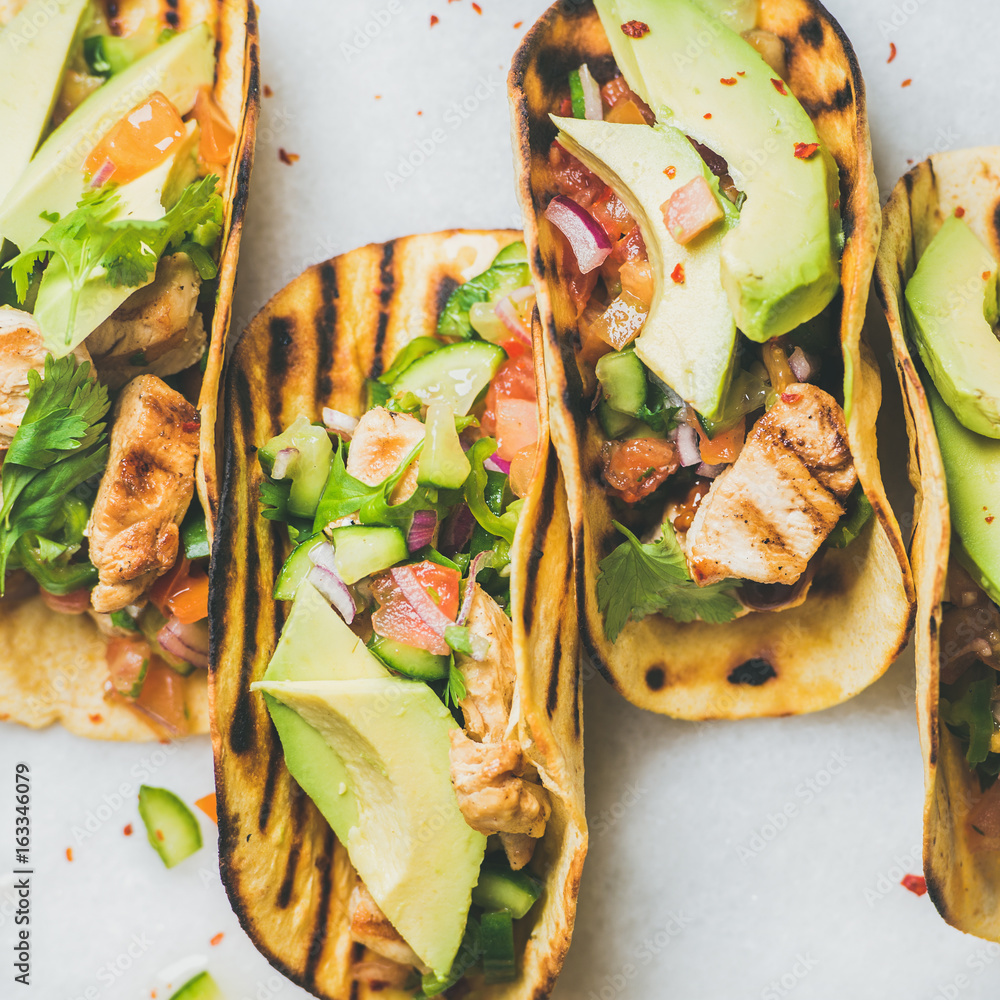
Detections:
[508, 0, 914, 718]
[876, 148, 1000, 940]
[0, 0, 259, 740]
[211, 231, 585, 998]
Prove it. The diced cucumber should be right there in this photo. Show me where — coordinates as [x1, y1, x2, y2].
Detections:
[569, 68, 587, 118]
[259, 416, 333, 519]
[481, 910, 517, 984]
[109, 608, 140, 633]
[137, 786, 203, 869]
[391, 342, 506, 416]
[330, 525, 408, 584]
[492, 241, 528, 266]
[168, 971, 224, 1000]
[418, 402, 472, 489]
[274, 534, 320, 601]
[368, 636, 450, 681]
[596, 349, 647, 415]
[438, 254, 532, 339]
[597, 400, 642, 439]
[83, 20, 162, 77]
[379, 336, 441, 385]
[472, 863, 543, 918]
[182, 514, 210, 559]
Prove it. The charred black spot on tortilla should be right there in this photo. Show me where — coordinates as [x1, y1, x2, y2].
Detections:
[229, 686, 256, 754]
[645, 666, 666, 691]
[527, 103, 558, 159]
[798, 16, 824, 48]
[315, 260, 338, 402]
[229, 540, 262, 755]
[268, 316, 294, 376]
[991, 199, 1000, 253]
[523, 463, 556, 633]
[257, 738, 282, 833]
[275, 791, 306, 908]
[435, 275, 459, 323]
[165, 8, 179, 28]
[547, 632, 562, 717]
[572, 635, 582, 737]
[728, 658, 776, 686]
[303, 827, 336, 985]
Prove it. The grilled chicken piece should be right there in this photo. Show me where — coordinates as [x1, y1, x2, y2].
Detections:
[345, 406, 424, 505]
[456, 585, 515, 743]
[0, 308, 91, 448]
[349, 883, 427, 973]
[87, 254, 206, 391]
[449, 729, 551, 840]
[87, 375, 199, 613]
[686, 384, 856, 586]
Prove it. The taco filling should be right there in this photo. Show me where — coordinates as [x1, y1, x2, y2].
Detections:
[535, 0, 872, 640]
[0, 2, 237, 733]
[250, 244, 553, 990]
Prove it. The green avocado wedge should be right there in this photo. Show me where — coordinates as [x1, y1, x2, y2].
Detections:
[593, 0, 842, 342]
[906, 215, 1000, 438]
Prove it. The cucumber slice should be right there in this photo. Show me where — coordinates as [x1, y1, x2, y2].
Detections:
[390, 342, 506, 416]
[596, 349, 647, 415]
[472, 864, 543, 918]
[368, 636, 450, 681]
[109, 608, 140, 633]
[481, 910, 517, 984]
[597, 400, 642, 440]
[273, 534, 320, 601]
[168, 971, 224, 1000]
[137, 786, 203, 869]
[182, 514, 210, 559]
[418, 402, 472, 489]
[330, 525, 407, 585]
[259, 416, 333, 519]
[379, 336, 441, 385]
[492, 241, 528, 266]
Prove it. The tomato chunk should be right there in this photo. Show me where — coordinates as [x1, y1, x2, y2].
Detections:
[662, 175, 724, 245]
[107, 637, 152, 697]
[482, 352, 536, 437]
[590, 188, 635, 243]
[549, 141, 604, 208]
[697, 417, 745, 466]
[167, 573, 210, 625]
[190, 86, 235, 165]
[619, 260, 655, 306]
[603, 438, 679, 503]
[371, 561, 460, 655]
[495, 397, 539, 462]
[134, 657, 189, 736]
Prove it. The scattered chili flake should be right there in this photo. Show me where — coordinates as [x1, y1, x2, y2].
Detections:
[471, 2, 482, 12]
[513, 20, 522, 28]
[181, 419, 200, 433]
[664, 165, 676, 178]
[794, 142, 819, 159]
[988, 516, 996, 525]
[156, 829, 165, 841]
[417, 110, 423, 116]
[210, 932, 225, 947]
[620, 19, 650, 38]
[703, 112, 712, 119]
[833, 199, 840, 209]
[720, 77, 737, 86]
[278, 148, 300, 165]
[888, 42, 897, 63]
[124, 824, 133, 836]
[66, 848, 73, 862]
[375, 94, 382, 100]
[671, 263, 685, 284]
[907, 158, 914, 165]
[955, 206, 966, 218]
[737, 71, 745, 76]
[771, 78, 788, 96]
[901, 874, 927, 896]
[781, 391, 802, 404]
[901, 78, 912, 88]
[430, 14, 439, 25]
[88, 712, 103, 724]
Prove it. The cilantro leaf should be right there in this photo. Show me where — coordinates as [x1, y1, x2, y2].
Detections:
[596, 521, 742, 642]
[941, 669, 996, 766]
[444, 655, 467, 708]
[260, 477, 292, 522]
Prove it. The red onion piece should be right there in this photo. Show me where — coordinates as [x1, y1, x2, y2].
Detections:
[271, 447, 298, 480]
[544, 195, 612, 274]
[510, 285, 535, 306]
[696, 461, 725, 479]
[308, 566, 356, 624]
[674, 425, 702, 468]
[391, 564, 454, 638]
[439, 504, 475, 556]
[90, 158, 115, 188]
[484, 453, 511, 475]
[407, 509, 438, 552]
[495, 296, 531, 344]
[322, 407, 359, 439]
[787, 346, 820, 383]
[157, 616, 209, 669]
[578, 63, 603, 120]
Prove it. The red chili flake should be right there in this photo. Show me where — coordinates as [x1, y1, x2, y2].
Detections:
[88, 712, 102, 723]
[123, 824, 133, 836]
[620, 19, 650, 38]
[833, 199, 840, 209]
[901, 78, 912, 88]
[664, 166, 676, 179]
[703, 112, 712, 119]
[771, 78, 788, 96]
[988, 516, 996, 525]
[720, 77, 737, 86]
[955, 206, 966, 217]
[737, 71, 746, 76]
[181, 419, 200, 432]
[417, 110, 423, 116]
[430, 14, 439, 25]
[901, 874, 927, 896]
[888, 42, 897, 63]
[794, 142, 819, 159]
[278, 148, 300, 165]
[671, 263, 685, 284]
[210, 932, 224, 947]
[155, 829, 165, 841]
[513, 20, 523, 28]
[559, 97, 573, 116]
[781, 391, 802, 404]
[471, 2, 482, 12]
[66, 848, 73, 862]
[375, 94, 382, 100]
[984, 271, 992, 281]
[263, 84, 273, 98]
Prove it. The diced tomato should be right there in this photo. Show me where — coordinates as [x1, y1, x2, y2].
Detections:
[149, 556, 190, 616]
[601, 76, 631, 108]
[500, 337, 527, 360]
[509, 443, 539, 499]
[662, 176, 724, 245]
[619, 260, 655, 306]
[40, 588, 90, 615]
[549, 141, 605, 208]
[107, 637, 152, 697]
[603, 438, 680, 503]
[167, 573, 210, 625]
[134, 657, 189, 736]
[495, 397, 539, 462]
[190, 86, 235, 165]
[482, 353, 537, 441]
[583, 291, 649, 352]
[371, 561, 460, 655]
[579, 304, 614, 366]
[697, 416, 746, 465]
[590, 188, 635, 243]
[84, 92, 186, 186]
[600, 224, 648, 290]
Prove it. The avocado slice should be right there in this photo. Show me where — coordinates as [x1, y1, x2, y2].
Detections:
[927, 380, 1000, 607]
[255, 675, 487, 978]
[0, 0, 90, 211]
[905, 215, 1000, 439]
[0, 23, 214, 252]
[594, 0, 842, 342]
[554, 115, 737, 418]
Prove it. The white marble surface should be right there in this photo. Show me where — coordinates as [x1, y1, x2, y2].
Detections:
[3, 1, 1000, 997]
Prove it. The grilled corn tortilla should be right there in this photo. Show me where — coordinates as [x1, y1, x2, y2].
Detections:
[508, 0, 914, 719]
[876, 148, 1000, 940]
[0, 0, 259, 740]
[211, 232, 586, 999]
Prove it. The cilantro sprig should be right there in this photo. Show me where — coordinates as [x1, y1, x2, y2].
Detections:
[0, 355, 110, 586]
[596, 521, 742, 642]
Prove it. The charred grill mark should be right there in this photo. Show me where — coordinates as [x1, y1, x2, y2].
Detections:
[276, 790, 307, 908]
[522, 451, 558, 633]
[316, 261, 339, 402]
[229, 538, 262, 755]
[303, 828, 337, 986]
[798, 16, 824, 48]
[435, 275, 459, 322]
[268, 316, 294, 377]
[258, 739, 282, 833]
[547, 632, 562, 717]
[728, 658, 777, 686]
[369, 243, 396, 379]
[645, 666, 665, 691]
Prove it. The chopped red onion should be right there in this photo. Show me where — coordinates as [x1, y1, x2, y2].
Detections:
[322, 407, 359, 439]
[674, 425, 702, 468]
[308, 541, 357, 623]
[157, 616, 209, 669]
[484, 453, 511, 475]
[510, 285, 535, 306]
[439, 504, 475, 555]
[457, 550, 494, 625]
[787, 346, 820, 383]
[90, 159, 115, 188]
[696, 461, 725, 479]
[578, 63, 603, 121]
[271, 447, 298, 480]
[407, 509, 438, 552]
[390, 565, 454, 638]
[544, 195, 612, 274]
[495, 296, 531, 344]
